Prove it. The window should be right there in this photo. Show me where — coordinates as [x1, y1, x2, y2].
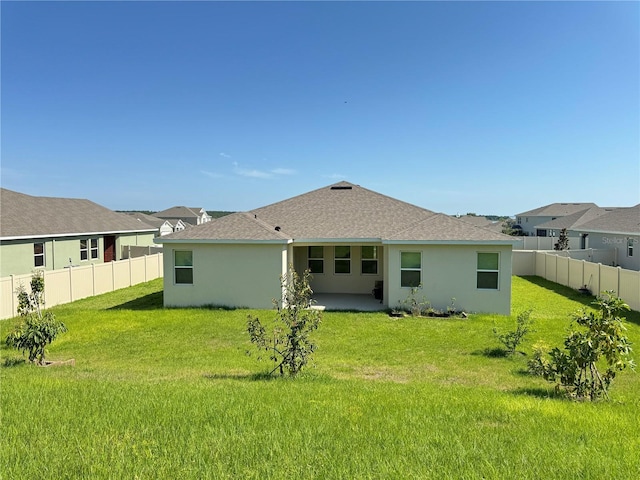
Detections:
[174, 250, 193, 284]
[400, 251, 421, 287]
[361, 246, 378, 274]
[334, 246, 351, 274]
[308, 246, 324, 274]
[628, 238, 634, 257]
[90, 238, 99, 259]
[536, 229, 547, 237]
[34, 242, 45, 267]
[477, 253, 499, 289]
[80, 239, 88, 261]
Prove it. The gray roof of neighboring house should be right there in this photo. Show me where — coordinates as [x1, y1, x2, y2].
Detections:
[158, 182, 514, 244]
[516, 202, 598, 217]
[0, 188, 157, 240]
[534, 207, 617, 230]
[123, 212, 170, 229]
[457, 215, 505, 233]
[154, 206, 202, 219]
[571, 204, 640, 235]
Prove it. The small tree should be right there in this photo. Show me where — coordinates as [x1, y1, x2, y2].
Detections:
[493, 310, 534, 355]
[528, 291, 635, 400]
[247, 267, 322, 376]
[6, 271, 67, 365]
[554, 228, 570, 251]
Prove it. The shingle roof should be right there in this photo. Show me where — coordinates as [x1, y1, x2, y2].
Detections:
[0, 189, 156, 239]
[162, 212, 291, 242]
[158, 182, 513, 244]
[517, 202, 598, 217]
[123, 212, 170, 229]
[154, 206, 201, 219]
[573, 204, 640, 235]
[534, 207, 616, 230]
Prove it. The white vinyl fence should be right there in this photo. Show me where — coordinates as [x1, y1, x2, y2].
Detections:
[513, 250, 640, 311]
[0, 254, 163, 320]
[513, 237, 582, 251]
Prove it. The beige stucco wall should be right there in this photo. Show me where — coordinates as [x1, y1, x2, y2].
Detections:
[293, 244, 384, 295]
[162, 243, 288, 309]
[385, 244, 512, 315]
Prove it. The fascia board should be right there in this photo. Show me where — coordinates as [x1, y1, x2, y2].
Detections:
[292, 238, 382, 244]
[154, 238, 292, 245]
[382, 240, 518, 245]
[573, 228, 639, 236]
[1, 229, 157, 241]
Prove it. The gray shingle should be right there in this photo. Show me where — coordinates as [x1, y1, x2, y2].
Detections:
[0, 189, 156, 239]
[159, 182, 513, 243]
[574, 205, 640, 235]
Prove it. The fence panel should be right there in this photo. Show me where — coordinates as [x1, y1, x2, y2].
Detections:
[599, 265, 620, 294]
[582, 263, 601, 299]
[556, 256, 570, 286]
[619, 270, 640, 312]
[567, 259, 585, 290]
[512, 251, 536, 276]
[70, 265, 95, 302]
[0, 254, 163, 320]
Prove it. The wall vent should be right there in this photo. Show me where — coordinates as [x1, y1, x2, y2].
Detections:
[330, 186, 352, 190]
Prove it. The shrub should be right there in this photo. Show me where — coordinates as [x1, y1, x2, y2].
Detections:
[247, 267, 322, 376]
[6, 271, 67, 365]
[493, 309, 534, 355]
[528, 291, 635, 400]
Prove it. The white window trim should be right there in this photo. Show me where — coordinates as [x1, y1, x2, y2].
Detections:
[34, 242, 45, 268]
[80, 239, 89, 261]
[90, 238, 99, 259]
[334, 246, 351, 275]
[477, 252, 500, 290]
[628, 238, 634, 257]
[361, 246, 378, 275]
[174, 250, 194, 285]
[400, 251, 422, 288]
[308, 246, 324, 274]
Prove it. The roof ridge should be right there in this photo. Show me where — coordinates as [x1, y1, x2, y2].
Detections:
[239, 212, 291, 239]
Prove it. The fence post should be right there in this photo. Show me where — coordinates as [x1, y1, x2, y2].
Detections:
[617, 266, 621, 297]
[129, 257, 133, 286]
[69, 266, 74, 302]
[112, 261, 115, 292]
[92, 263, 96, 296]
[10, 275, 16, 317]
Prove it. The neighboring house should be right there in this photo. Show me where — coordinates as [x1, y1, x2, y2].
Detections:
[0, 189, 157, 277]
[532, 207, 617, 247]
[515, 203, 598, 237]
[569, 204, 640, 271]
[457, 215, 506, 234]
[155, 182, 517, 314]
[154, 206, 211, 226]
[124, 212, 186, 236]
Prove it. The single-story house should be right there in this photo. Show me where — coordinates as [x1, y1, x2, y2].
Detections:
[154, 206, 211, 226]
[0, 188, 157, 277]
[515, 203, 598, 237]
[124, 211, 187, 236]
[156, 182, 517, 314]
[569, 204, 640, 271]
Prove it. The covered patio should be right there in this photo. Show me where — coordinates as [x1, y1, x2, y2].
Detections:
[311, 293, 387, 312]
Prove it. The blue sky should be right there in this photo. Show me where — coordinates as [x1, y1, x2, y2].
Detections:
[2, 1, 638, 216]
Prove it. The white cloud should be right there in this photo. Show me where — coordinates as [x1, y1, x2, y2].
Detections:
[219, 152, 231, 158]
[323, 173, 346, 179]
[271, 168, 296, 175]
[234, 166, 274, 179]
[201, 170, 225, 179]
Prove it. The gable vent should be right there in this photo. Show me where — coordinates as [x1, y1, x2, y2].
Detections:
[330, 186, 352, 190]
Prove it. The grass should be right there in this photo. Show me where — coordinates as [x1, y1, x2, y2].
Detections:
[1, 276, 639, 479]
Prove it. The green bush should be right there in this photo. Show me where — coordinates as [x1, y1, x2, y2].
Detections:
[528, 291, 635, 400]
[493, 310, 534, 355]
[247, 267, 321, 376]
[5, 271, 67, 365]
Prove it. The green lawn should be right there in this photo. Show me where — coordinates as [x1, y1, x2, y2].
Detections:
[1, 276, 638, 479]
